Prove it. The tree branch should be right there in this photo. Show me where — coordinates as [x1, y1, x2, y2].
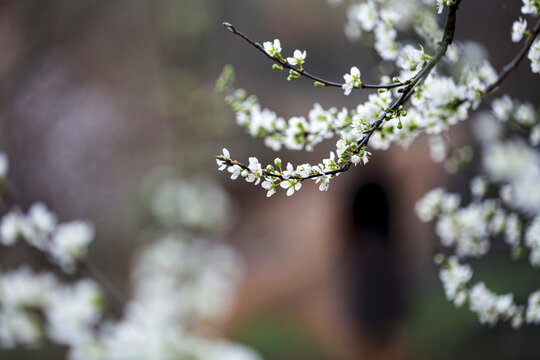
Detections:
[357, 0, 462, 153]
[223, 22, 410, 91]
[219, 0, 463, 183]
[485, 17, 540, 94]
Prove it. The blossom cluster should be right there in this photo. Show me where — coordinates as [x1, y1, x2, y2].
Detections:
[219, 81, 351, 152]
[343, 0, 454, 60]
[89, 234, 256, 360]
[1, 202, 95, 273]
[512, 0, 540, 73]
[261, 38, 309, 81]
[216, 148, 360, 196]
[416, 85, 540, 325]
[217, 0, 522, 198]
[0, 152, 261, 359]
[0, 266, 103, 349]
[435, 255, 535, 328]
[417, 143, 540, 327]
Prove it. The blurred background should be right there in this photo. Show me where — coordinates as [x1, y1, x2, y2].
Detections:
[1, 0, 540, 359]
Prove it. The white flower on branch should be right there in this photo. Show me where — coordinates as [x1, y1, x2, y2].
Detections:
[521, 0, 539, 15]
[512, 17, 528, 42]
[439, 256, 472, 306]
[280, 179, 302, 197]
[436, 0, 457, 14]
[491, 96, 514, 122]
[262, 39, 281, 57]
[49, 221, 95, 273]
[528, 39, 540, 74]
[287, 49, 306, 67]
[342, 66, 362, 95]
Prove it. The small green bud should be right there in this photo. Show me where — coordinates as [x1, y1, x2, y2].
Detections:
[378, 88, 387, 93]
[397, 119, 403, 129]
[314, 81, 325, 87]
[272, 64, 283, 71]
[392, 77, 401, 83]
[287, 69, 300, 81]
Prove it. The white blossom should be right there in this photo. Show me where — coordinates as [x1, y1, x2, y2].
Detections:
[49, 221, 95, 272]
[416, 187, 445, 222]
[262, 39, 281, 57]
[522, 0, 539, 15]
[46, 279, 103, 346]
[512, 18, 528, 42]
[342, 66, 362, 95]
[515, 103, 536, 126]
[470, 176, 487, 198]
[528, 39, 540, 74]
[491, 96, 513, 122]
[468, 282, 519, 326]
[287, 49, 306, 66]
[439, 256, 472, 306]
[0, 212, 28, 246]
[526, 291, 540, 324]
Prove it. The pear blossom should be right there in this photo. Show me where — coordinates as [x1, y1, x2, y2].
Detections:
[439, 256, 472, 305]
[287, 49, 307, 66]
[261, 180, 276, 197]
[512, 18, 528, 42]
[515, 103, 535, 126]
[527, 291, 540, 323]
[522, 0, 539, 15]
[342, 66, 362, 95]
[470, 176, 487, 198]
[217, 148, 230, 171]
[0, 212, 28, 246]
[280, 179, 302, 196]
[228, 164, 243, 180]
[49, 221, 95, 272]
[436, 0, 456, 14]
[528, 39, 540, 74]
[263, 39, 281, 57]
[491, 96, 513, 121]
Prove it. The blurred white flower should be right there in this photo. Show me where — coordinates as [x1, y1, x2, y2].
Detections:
[49, 221, 95, 272]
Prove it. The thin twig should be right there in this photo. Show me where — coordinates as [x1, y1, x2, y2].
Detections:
[224, 22, 409, 91]
[485, 18, 540, 94]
